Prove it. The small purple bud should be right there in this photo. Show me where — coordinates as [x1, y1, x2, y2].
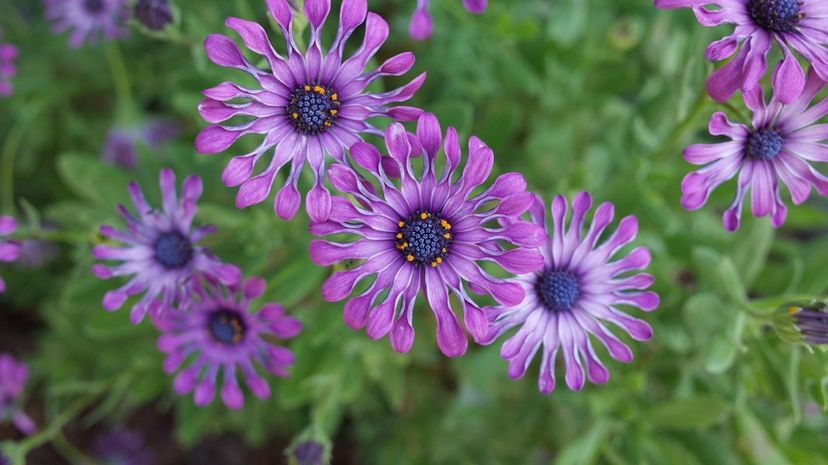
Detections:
[292, 441, 325, 465]
[134, 0, 174, 31]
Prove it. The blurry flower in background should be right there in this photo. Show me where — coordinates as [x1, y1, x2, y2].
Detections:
[310, 113, 546, 357]
[654, 0, 828, 103]
[0, 452, 8, 465]
[0, 354, 36, 435]
[409, 0, 487, 40]
[290, 441, 325, 465]
[156, 277, 301, 409]
[91, 428, 155, 465]
[92, 168, 241, 323]
[483, 193, 660, 393]
[102, 120, 179, 169]
[0, 30, 18, 97]
[134, 0, 174, 31]
[680, 68, 828, 231]
[196, 0, 425, 222]
[0, 216, 20, 294]
[774, 301, 828, 347]
[44, 0, 130, 48]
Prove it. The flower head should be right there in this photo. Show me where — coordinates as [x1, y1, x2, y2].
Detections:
[91, 428, 155, 465]
[134, 0, 174, 31]
[92, 168, 241, 323]
[102, 120, 179, 169]
[409, 0, 487, 40]
[290, 441, 326, 465]
[0, 30, 18, 97]
[156, 277, 301, 409]
[196, 0, 425, 222]
[310, 113, 546, 357]
[44, 0, 129, 48]
[0, 354, 36, 434]
[681, 68, 828, 231]
[482, 193, 659, 393]
[0, 216, 20, 294]
[654, 0, 828, 103]
[774, 301, 828, 347]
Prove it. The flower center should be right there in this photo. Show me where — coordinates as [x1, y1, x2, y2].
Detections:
[287, 84, 340, 134]
[396, 211, 452, 267]
[746, 128, 784, 160]
[536, 270, 580, 311]
[748, 0, 803, 33]
[153, 231, 193, 270]
[84, 0, 106, 14]
[207, 309, 246, 345]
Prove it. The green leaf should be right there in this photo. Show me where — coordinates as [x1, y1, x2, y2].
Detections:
[553, 420, 610, 465]
[646, 396, 730, 429]
[56, 154, 131, 205]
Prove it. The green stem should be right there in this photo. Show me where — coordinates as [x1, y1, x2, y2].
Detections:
[722, 101, 748, 124]
[52, 433, 99, 465]
[1, 103, 46, 214]
[104, 42, 133, 109]
[14, 227, 90, 244]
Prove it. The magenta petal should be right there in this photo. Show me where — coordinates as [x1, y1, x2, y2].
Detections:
[195, 126, 241, 154]
[772, 52, 806, 104]
[204, 34, 247, 68]
[275, 182, 301, 220]
[221, 380, 245, 410]
[306, 184, 332, 223]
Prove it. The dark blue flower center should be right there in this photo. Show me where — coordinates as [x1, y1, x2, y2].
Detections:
[287, 84, 340, 134]
[536, 270, 580, 311]
[746, 128, 784, 160]
[153, 231, 193, 270]
[396, 211, 452, 267]
[84, 0, 106, 14]
[208, 309, 246, 345]
[748, 0, 803, 33]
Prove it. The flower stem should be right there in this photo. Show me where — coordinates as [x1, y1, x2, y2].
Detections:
[104, 42, 133, 110]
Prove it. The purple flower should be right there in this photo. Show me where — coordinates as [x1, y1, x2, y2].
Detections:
[482, 193, 660, 393]
[91, 428, 155, 465]
[310, 113, 546, 357]
[0, 216, 20, 294]
[44, 0, 129, 48]
[92, 168, 241, 324]
[409, 0, 487, 40]
[102, 120, 179, 169]
[0, 452, 8, 465]
[134, 0, 173, 31]
[0, 30, 18, 97]
[654, 0, 828, 104]
[156, 277, 301, 409]
[195, 0, 425, 222]
[292, 441, 325, 465]
[681, 68, 828, 231]
[0, 353, 36, 435]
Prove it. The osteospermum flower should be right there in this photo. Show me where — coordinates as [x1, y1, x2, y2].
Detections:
[156, 277, 301, 409]
[310, 113, 546, 357]
[654, 0, 828, 103]
[409, 0, 487, 40]
[102, 120, 179, 169]
[196, 0, 425, 222]
[0, 30, 18, 97]
[0, 353, 36, 434]
[91, 428, 155, 465]
[44, 0, 129, 48]
[681, 67, 828, 231]
[0, 216, 20, 294]
[482, 193, 660, 393]
[92, 168, 241, 323]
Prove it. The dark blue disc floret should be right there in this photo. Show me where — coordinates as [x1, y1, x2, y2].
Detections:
[287, 84, 341, 134]
[536, 270, 580, 311]
[84, 0, 106, 14]
[208, 309, 246, 345]
[746, 128, 785, 160]
[748, 0, 803, 33]
[396, 211, 452, 267]
[153, 231, 194, 270]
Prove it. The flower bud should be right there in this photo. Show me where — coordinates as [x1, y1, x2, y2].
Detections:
[134, 0, 174, 31]
[290, 441, 325, 465]
[774, 301, 828, 347]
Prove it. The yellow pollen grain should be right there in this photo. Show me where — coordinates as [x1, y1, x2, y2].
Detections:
[331, 93, 338, 101]
[398, 221, 405, 227]
[420, 212, 428, 220]
[292, 112, 299, 119]
[441, 248, 446, 253]
[314, 85, 325, 94]
[324, 121, 331, 127]
[304, 84, 311, 91]
[407, 254, 414, 262]
[396, 233, 403, 239]
[436, 257, 442, 264]
[789, 306, 798, 315]
[441, 220, 451, 230]
[330, 109, 338, 116]
[443, 233, 451, 239]
[431, 262, 438, 267]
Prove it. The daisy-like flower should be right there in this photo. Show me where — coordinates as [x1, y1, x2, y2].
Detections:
[654, 0, 828, 103]
[482, 193, 660, 393]
[0, 353, 36, 434]
[195, 0, 425, 222]
[91, 428, 155, 465]
[102, 120, 179, 169]
[409, 0, 487, 40]
[310, 113, 546, 357]
[0, 216, 20, 294]
[156, 277, 301, 409]
[44, 0, 129, 48]
[0, 30, 18, 97]
[92, 168, 241, 324]
[681, 67, 828, 231]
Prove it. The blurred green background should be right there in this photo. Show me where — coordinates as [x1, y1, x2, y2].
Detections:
[1, 0, 827, 463]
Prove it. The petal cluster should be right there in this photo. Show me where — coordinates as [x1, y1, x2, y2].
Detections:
[0, 353, 36, 434]
[44, 0, 129, 48]
[0, 30, 18, 97]
[483, 193, 659, 393]
[196, 0, 425, 222]
[310, 113, 546, 357]
[681, 68, 828, 230]
[409, 0, 488, 40]
[0, 216, 20, 294]
[156, 277, 301, 409]
[92, 168, 241, 323]
[654, 0, 828, 103]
